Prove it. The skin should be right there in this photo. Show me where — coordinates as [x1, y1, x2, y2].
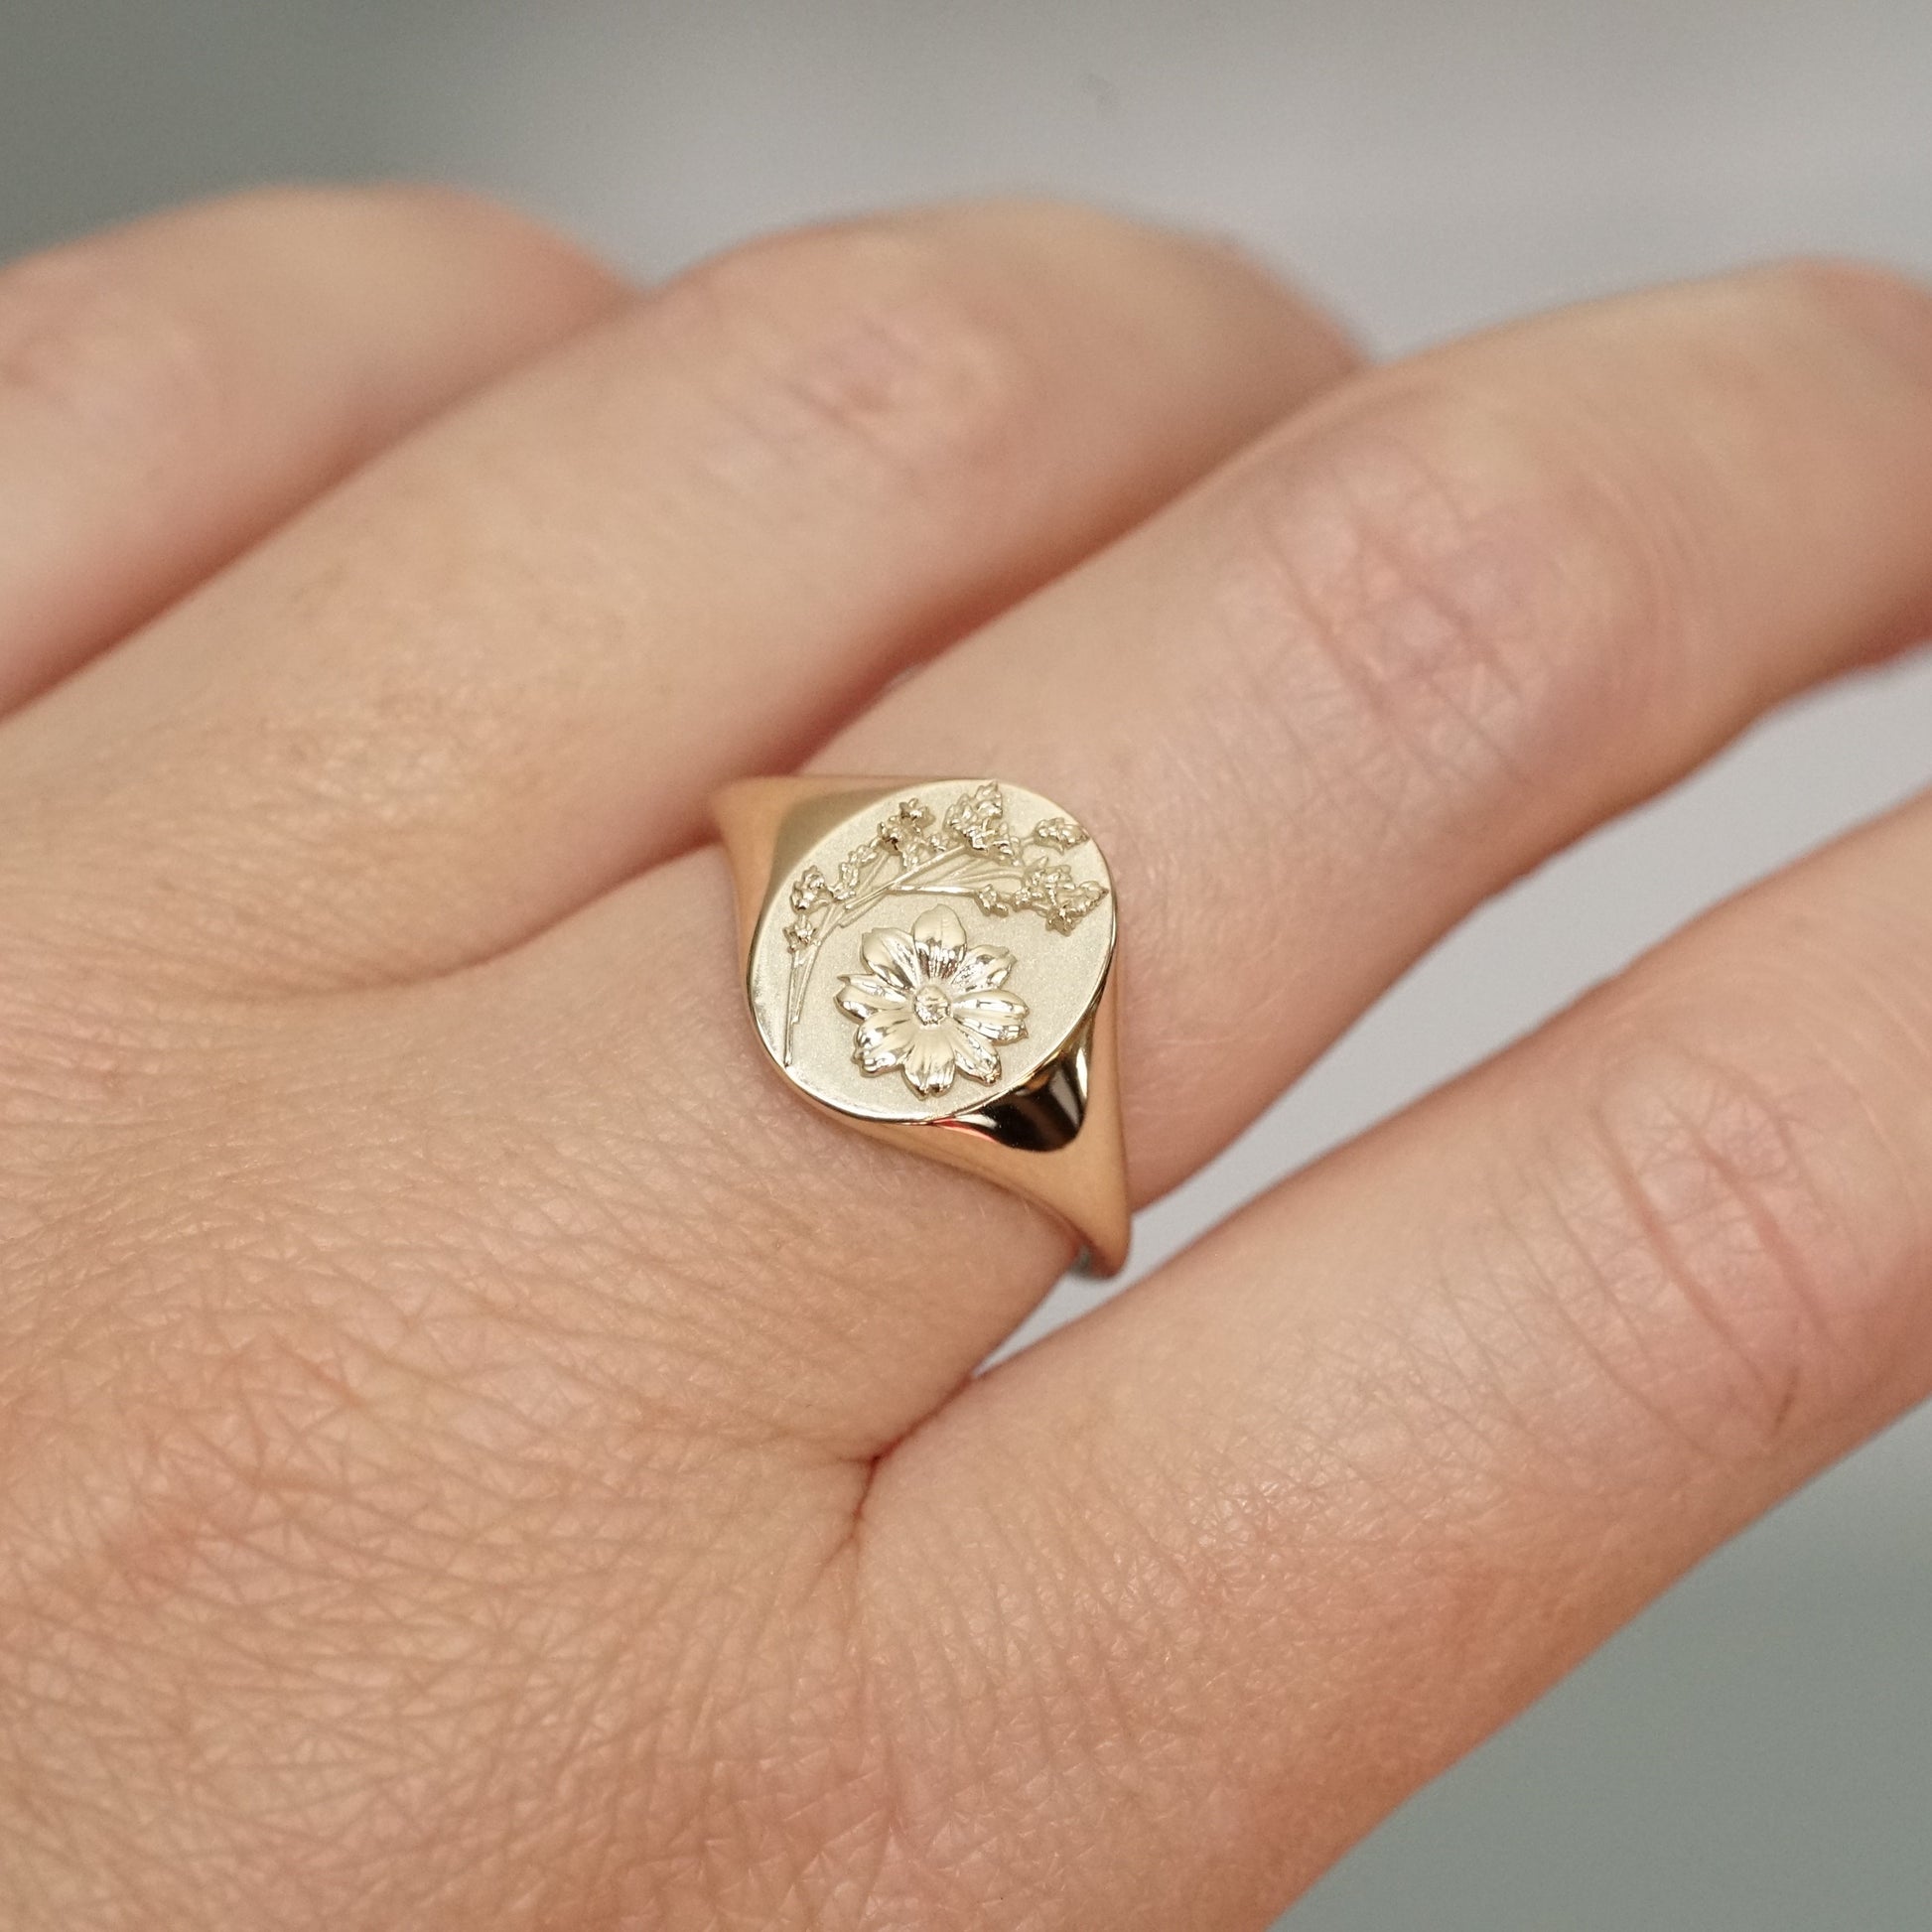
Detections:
[0, 185, 1930, 1931]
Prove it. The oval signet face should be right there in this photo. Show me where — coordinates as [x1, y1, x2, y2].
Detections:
[744, 779, 1117, 1127]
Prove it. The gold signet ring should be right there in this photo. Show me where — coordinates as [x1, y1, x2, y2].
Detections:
[712, 776, 1128, 1276]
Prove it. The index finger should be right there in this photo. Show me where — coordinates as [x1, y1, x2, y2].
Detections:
[0, 185, 623, 708]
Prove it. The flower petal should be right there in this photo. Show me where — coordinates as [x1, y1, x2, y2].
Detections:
[912, 904, 968, 982]
[836, 973, 913, 1022]
[854, 1013, 916, 1072]
[948, 1023, 1001, 1084]
[950, 990, 1029, 1043]
[948, 945, 1016, 995]
[903, 1028, 957, 1097]
[860, 927, 921, 991]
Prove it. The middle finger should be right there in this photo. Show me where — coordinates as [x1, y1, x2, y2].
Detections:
[0, 202, 1346, 995]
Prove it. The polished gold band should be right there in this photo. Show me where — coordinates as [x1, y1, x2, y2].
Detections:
[713, 775, 1129, 1275]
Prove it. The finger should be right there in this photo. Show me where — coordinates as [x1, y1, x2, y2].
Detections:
[868, 775, 1932, 1930]
[0, 185, 622, 710]
[830, 258, 1932, 1202]
[496, 259, 1932, 1440]
[0, 203, 1357, 990]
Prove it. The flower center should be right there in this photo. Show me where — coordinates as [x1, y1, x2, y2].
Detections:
[911, 982, 952, 1028]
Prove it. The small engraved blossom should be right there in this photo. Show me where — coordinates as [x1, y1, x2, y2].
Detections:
[835, 906, 1029, 1098]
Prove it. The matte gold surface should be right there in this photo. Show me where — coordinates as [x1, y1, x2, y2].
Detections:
[713, 775, 1129, 1274]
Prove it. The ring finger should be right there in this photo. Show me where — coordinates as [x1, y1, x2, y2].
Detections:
[463, 258, 1932, 1445]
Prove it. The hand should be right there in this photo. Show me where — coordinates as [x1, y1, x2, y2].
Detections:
[2, 187, 1930, 1931]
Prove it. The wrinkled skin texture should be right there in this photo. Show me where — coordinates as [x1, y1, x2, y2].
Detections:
[2, 188, 1932, 1931]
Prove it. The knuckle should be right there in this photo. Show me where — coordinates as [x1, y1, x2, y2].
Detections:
[246, 178, 524, 239]
[202, 178, 469, 239]
[1518, 1002, 1923, 1463]
[1751, 253, 1932, 373]
[229, 180, 606, 288]
[0, 238, 230, 461]
[652, 220, 1037, 500]
[1203, 383, 1683, 841]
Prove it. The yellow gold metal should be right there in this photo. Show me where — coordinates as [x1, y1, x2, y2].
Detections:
[713, 775, 1129, 1275]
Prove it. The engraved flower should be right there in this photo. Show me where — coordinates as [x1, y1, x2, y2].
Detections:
[835, 905, 1029, 1098]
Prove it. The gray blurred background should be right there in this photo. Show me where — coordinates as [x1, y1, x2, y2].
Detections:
[3, 2, 1930, 1924]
